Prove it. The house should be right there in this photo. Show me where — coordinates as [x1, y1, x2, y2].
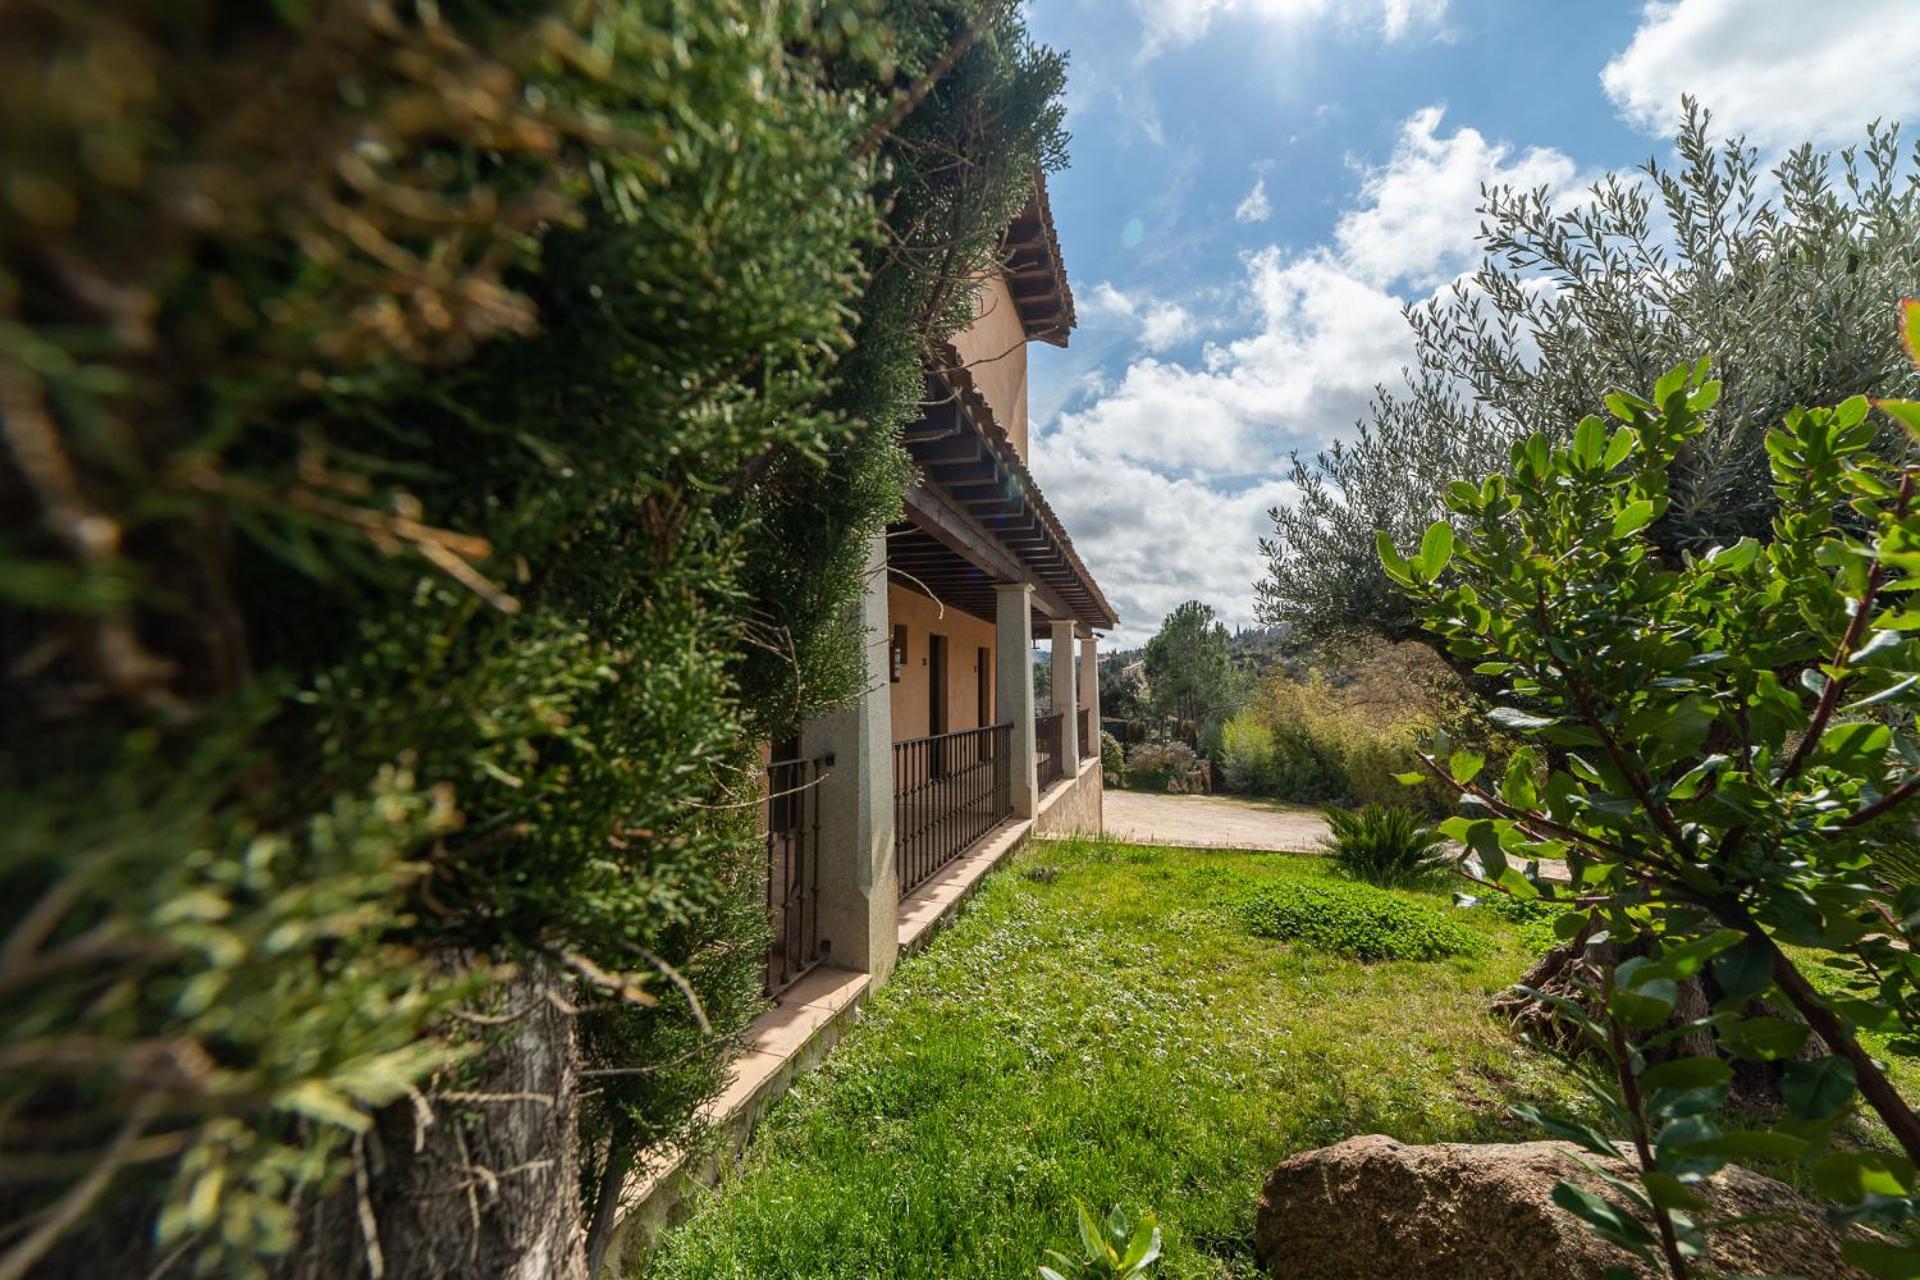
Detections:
[766, 172, 1118, 993]
[606, 176, 1114, 1262]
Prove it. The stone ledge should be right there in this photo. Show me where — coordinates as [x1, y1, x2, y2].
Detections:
[897, 816, 1033, 957]
[602, 965, 870, 1269]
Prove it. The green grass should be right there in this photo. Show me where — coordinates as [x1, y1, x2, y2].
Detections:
[640, 839, 1583, 1279]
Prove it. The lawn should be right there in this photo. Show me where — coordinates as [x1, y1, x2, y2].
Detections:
[639, 838, 1587, 1279]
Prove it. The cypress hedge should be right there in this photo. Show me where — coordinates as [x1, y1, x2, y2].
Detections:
[0, 0, 1064, 1274]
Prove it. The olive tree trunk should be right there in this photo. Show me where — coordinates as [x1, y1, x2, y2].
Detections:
[281, 964, 588, 1280]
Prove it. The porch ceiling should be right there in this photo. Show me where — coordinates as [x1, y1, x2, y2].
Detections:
[899, 354, 1119, 633]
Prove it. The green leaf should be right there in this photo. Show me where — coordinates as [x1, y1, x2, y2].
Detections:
[1393, 770, 1426, 786]
[1609, 980, 1678, 1032]
[1489, 706, 1556, 732]
[1812, 1150, 1914, 1204]
[1075, 1200, 1108, 1261]
[1669, 1130, 1808, 1161]
[1851, 629, 1907, 665]
[1814, 721, 1892, 771]
[1640, 1171, 1710, 1213]
[1602, 426, 1637, 470]
[1781, 1057, 1857, 1121]
[1510, 1103, 1624, 1161]
[1876, 399, 1920, 442]
[1638, 1056, 1732, 1095]
[1710, 937, 1773, 1007]
[1419, 520, 1455, 581]
[1612, 500, 1655, 539]
[1550, 1182, 1658, 1260]
[1573, 415, 1608, 467]
[1843, 1238, 1920, 1279]
[1448, 750, 1485, 786]
[1719, 1016, 1810, 1062]
[1642, 930, 1743, 982]
[1377, 529, 1414, 585]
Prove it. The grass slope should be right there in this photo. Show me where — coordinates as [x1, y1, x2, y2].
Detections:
[641, 839, 1581, 1279]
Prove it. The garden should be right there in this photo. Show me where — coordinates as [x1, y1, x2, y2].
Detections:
[640, 836, 1588, 1279]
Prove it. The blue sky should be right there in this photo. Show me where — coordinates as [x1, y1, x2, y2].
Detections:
[1016, 0, 1920, 647]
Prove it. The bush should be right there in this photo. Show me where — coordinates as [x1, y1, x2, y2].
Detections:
[1218, 712, 1276, 792]
[1218, 640, 1510, 814]
[1125, 739, 1206, 793]
[1232, 880, 1484, 962]
[1322, 804, 1453, 887]
[1099, 729, 1127, 787]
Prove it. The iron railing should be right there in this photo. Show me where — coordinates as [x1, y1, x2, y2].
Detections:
[1035, 712, 1064, 790]
[1077, 707, 1094, 760]
[894, 723, 1011, 896]
[764, 753, 830, 994]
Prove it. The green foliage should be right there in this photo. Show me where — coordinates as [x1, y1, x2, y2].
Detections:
[1038, 1201, 1162, 1280]
[1321, 804, 1453, 887]
[1142, 601, 1246, 735]
[1099, 728, 1127, 785]
[1232, 880, 1485, 962]
[1381, 349, 1920, 1275]
[1218, 641, 1501, 813]
[0, 0, 1070, 1272]
[1264, 102, 1920, 645]
[1099, 655, 1152, 727]
[1121, 738, 1205, 794]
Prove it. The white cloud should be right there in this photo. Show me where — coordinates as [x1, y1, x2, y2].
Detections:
[1133, 0, 1446, 60]
[1139, 303, 1195, 351]
[1602, 0, 1920, 149]
[1081, 284, 1199, 353]
[1048, 251, 1411, 482]
[1035, 447, 1298, 647]
[1038, 107, 1580, 643]
[1235, 176, 1273, 223]
[1335, 105, 1582, 291]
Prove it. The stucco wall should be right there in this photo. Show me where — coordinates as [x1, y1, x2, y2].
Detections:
[950, 273, 1030, 461]
[887, 583, 1000, 743]
[1035, 753, 1103, 837]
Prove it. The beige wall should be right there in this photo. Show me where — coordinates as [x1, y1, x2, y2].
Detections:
[950, 273, 1030, 460]
[887, 583, 1000, 742]
[1036, 754, 1103, 837]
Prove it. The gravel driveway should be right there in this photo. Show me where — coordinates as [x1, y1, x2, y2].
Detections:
[1100, 789, 1330, 852]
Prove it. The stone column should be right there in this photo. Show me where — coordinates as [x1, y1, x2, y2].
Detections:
[1051, 617, 1078, 767]
[798, 534, 898, 981]
[1079, 633, 1100, 747]
[995, 583, 1039, 819]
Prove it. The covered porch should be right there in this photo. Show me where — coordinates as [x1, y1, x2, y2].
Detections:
[757, 353, 1115, 995]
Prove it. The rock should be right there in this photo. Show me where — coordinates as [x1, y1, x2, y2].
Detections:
[1254, 1135, 1871, 1279]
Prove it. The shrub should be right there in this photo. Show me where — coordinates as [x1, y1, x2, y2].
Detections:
[1232, 880, 1484, 962]
[1382, 354, 1920, 1263]
[1218, 712, 1277, 792]
[1125, 738, 1205, 793]
[1218, 641, 1507, 813]
[1322, 804, 1453, 886]
[0, 0, 1070, 1271]
[1100, 728, 1127, 787]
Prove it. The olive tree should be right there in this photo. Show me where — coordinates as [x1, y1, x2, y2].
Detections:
[1265, 102, 1920, 647]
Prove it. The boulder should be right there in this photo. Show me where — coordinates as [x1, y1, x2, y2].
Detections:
[1253, 1135, 1870, 1279]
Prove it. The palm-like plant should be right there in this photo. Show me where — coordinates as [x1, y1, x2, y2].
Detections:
[1322, 803, 1453, 886]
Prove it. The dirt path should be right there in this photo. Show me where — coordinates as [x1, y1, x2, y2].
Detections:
[1101, 789, 1330, 852]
